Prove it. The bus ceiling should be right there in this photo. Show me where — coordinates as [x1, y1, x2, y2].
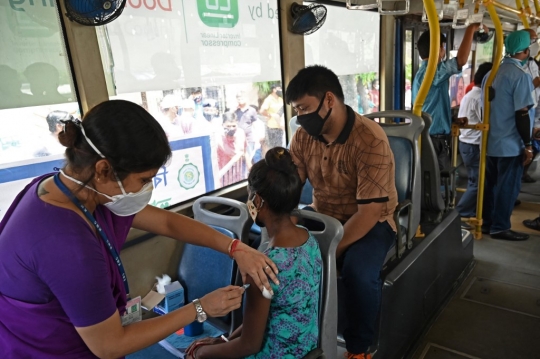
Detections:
[333, 0, 531, 28]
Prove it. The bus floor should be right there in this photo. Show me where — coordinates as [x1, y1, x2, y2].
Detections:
[408, 166, 540, 359]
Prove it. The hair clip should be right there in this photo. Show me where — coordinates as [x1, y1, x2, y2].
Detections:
[60, 116, 81, 128]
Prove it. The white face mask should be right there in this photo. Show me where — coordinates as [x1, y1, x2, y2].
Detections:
[246, 192, 265, 227]
[59, 125, 153, 216]
[60, 170, 153, 216]
[530, 42, 540, 57]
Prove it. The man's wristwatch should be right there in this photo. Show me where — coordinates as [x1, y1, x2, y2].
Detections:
[192, 299, 207, 323]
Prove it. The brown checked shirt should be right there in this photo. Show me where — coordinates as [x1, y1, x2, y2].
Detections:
[290, 106, 398, 232]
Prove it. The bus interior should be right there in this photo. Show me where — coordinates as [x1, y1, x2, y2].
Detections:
[0, 0, 539, 358]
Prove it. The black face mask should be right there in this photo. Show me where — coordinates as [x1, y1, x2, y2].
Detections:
[276, 90, 283, 97]
[296, 96, 332, 137]
[203, 113, 213, 122]
[226, 129, 236, 137]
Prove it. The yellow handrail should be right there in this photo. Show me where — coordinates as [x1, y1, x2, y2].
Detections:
[489, 0, 540, 22]
[516, 0, 530, 27]
[534, 0, 540, 14]
[534, 0, 540, 26]
[524, 0, 533, 16]
[412, 0, 440, 238]
[474, 1, 504, 239]
[412, 1, 440, 118]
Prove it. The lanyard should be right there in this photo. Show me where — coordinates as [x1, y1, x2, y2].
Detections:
[53, 174, 130, 296]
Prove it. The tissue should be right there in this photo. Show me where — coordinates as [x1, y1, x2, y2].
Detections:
[262, 286, 273, 300]
[156, 274, 171, 294]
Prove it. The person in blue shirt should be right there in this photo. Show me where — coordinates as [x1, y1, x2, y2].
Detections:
[412, 23, 484, 171]
[481, 30, 535, 241]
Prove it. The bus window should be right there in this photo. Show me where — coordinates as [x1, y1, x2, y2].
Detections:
[304, 6, 380, 117]
[0, 2, 79, 220]
[476, 35, 494, 70]
[97, 0, 282, 209]
[405, 29, 413, 110]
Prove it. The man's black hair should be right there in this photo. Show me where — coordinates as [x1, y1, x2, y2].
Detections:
[285, 65, 345, 103]
[417, 30, 447, 59]
[474, 62, 493, 86]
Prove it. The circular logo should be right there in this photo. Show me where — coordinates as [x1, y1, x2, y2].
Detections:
[103, 1, 112, 10]
[178, 163, 200, 190]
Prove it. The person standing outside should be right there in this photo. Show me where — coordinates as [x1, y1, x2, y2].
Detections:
[412, 23, 484, 171]
[482, 30, 534, 241]
[260, 84, 285, 148]
[217, 112, 247, 186]
[369, 79, 380, 112]
[234, 92, 259, 165]
[287, 65, 398, 359]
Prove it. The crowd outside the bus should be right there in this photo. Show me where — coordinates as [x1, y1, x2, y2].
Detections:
[260, 83, 286, 149]
[481, 30, 534, 241]
[356, 79, 378, 115]
[521, 28, 540, 183]
[251, 138, 269, 165]
[155, 86, 272, 188]
[202, 98, 223, 131]
[189, 87, 206, 122]
[186, 147, 322, 359]
[217, 112, 247, 187]
[412, 23, 485, 172]
[158, 94, 184, 138]
[404, 79, 412, 110]
[235, 91, 263, 165]
[287, 65, 398, 359]
[369, 79, 380, 112]
[0, 100, 280, 358]
[33, 110, 73, 158]
[455, 62, 493, 223]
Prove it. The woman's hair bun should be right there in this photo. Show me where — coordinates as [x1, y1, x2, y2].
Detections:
[264, 147, 297, 174]
[57, 120, 80, 148]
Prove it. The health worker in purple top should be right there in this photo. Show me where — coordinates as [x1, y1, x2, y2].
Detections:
[0, 100, 279, 359]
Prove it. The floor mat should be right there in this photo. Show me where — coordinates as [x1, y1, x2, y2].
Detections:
[461, 277, 540, 318]
[510, 201, 540, 235]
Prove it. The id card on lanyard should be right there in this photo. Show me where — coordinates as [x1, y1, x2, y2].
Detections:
[53, 174, 131, 297]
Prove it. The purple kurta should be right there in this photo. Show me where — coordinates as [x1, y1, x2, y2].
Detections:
[0, 174, 134, 358]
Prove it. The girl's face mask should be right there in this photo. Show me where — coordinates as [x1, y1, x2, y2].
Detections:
[247, 192, 265, 227]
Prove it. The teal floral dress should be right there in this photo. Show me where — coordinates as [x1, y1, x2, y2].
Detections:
[245, 228, 322, 358]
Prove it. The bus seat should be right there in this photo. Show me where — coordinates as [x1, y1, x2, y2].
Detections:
[193, 196, 253, 244]
[364, 111, 424, 258]
[296, 209, 343, 359]
[180, 197, 252, 333]
[290, 115, 300, 135]
[127, 198, 250, 359]
[300, 179, 314, 207]
[419, 112, 446, 222]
